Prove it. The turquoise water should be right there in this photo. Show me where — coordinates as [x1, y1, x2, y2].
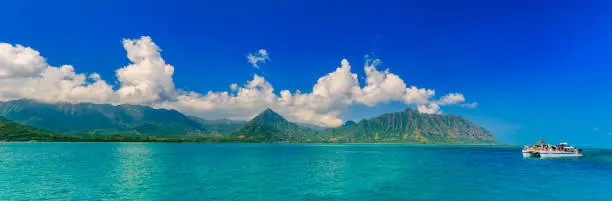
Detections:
[1, 143, 611, 200]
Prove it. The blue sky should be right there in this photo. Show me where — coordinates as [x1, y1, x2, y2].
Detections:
[1, 0, 612, 146]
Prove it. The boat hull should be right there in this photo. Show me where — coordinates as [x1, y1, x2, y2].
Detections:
[522, 150, 582, 158]
[538, 151, 582, 158]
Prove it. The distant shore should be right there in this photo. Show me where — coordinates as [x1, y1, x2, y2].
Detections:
[0, 139, 506, 145]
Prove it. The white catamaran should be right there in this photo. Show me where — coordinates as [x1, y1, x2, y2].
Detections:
[522, 140, 582, 158]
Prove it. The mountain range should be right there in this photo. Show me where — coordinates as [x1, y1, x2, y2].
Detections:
[324, 108, 495, 143]
[231, 108, 495, 144]
[0, 99, 204, 137]
[0, 99, 496, 144]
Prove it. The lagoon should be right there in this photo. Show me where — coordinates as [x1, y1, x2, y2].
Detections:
[1, 143, 611, 200]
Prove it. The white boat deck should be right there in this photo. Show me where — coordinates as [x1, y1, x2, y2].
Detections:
[522, 141, 582, 158]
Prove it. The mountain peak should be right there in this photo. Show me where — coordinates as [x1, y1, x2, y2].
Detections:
[252, 108, 286, 123]
[343, 120, 356, 126]
[233, 108, 314, 142]
[262, 108, 276, 114]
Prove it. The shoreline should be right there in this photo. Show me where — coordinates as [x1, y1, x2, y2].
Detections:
[0, 140, 511, 146]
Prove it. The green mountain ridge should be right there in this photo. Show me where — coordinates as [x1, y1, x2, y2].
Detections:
[0, 99, 496, 144]
[0, 116, 71, 142]
[231, 108, 495, 144]
[0, 99, 207, 137]
[0, 115, 228, 143]
[324, 108, 496, 144]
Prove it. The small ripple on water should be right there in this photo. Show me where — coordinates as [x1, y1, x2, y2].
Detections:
[0, 143, 611, 200]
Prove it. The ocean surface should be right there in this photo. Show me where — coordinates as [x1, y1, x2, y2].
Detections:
[1, 143, 611, 201]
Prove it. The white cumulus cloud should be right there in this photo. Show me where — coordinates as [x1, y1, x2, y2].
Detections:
[116, 36, 177, 104]
[0, 43, 47, 78]
[246, 49, 269, 68]
[436, 93, 465, 105]
[356, 58, 408, 106]
[417, 103, 441, 114]
[0, 36, 474, 127]
[0, 43, 115, 104]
